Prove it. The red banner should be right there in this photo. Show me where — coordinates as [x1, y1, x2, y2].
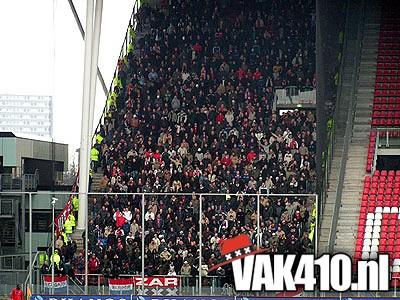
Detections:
[132, 276, 179, 288]
[55, 174, 78, 233]
[108, 276, 180, 288]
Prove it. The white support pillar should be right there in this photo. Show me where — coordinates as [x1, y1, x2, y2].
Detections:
[77, 0, 94, 230]
[84, 0, 103, 292]
[67, 0, 108, 97]
[88, 0, 103, 139]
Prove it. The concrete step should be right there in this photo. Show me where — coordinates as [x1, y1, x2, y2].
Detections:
[70, 229, 84, 253]
[320, 2, 379, 254]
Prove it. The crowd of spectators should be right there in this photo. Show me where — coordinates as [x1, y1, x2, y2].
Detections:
[67, 0, 317, 281]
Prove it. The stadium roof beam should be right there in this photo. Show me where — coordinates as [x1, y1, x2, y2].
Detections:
[67, 0, 108, 98]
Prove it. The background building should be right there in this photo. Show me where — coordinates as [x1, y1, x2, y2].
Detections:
[0, 94, 53, 139]
[0, 133, 69, 257]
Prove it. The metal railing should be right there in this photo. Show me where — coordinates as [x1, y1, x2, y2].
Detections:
[0, 255, 25, 270]
[0, 173, 38, 191]
[54, 173, 78, 233]
[319, 0, 349, 230]
[92, 0, 141, 141]
[70, 274, 235, 296]
[371, 128, 400, 173]
[0, 271, 29, 296]
[24, 251, 43, 294]
[37, 273, 283, 297]
[0, 191, 316, 296]
[274, 85, 316, 107]
[328, 0, 365, 252]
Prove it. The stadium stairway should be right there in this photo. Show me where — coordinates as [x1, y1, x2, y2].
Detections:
[319, 0, 380, 254]
[70, 172, 103, 253]
[318, 45, 354, 252]
[318, 1, 363, 253]
[335, 2, 380, 254]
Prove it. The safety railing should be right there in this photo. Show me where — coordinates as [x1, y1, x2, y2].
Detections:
[25, 273, 400, 298]
[319, 0, 349, 230]
[54, 173, 78, 233]
[0, 255, 25, 270]
[2, 191, 316, 296]
[328, 0, 365, 252]
[371, 128, 400, 174]
[37, 273, 288, 297]
[70, 274, 235, 296]
[274, 85, 316, 107]
[0, 173, 38, 191]
[24, 173, 39, 191]
[24, 251, 43, 294]
[92, 0, 141, 141]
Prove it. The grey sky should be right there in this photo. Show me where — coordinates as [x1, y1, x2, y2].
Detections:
[0, 0, 134, 161]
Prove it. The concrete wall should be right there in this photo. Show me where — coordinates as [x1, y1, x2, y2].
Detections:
[0, 138, 17, 166]
[0, 137, 68, 169]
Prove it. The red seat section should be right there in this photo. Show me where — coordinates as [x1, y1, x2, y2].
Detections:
[356, 11, 400, 286]
[373, 17, 400, 129]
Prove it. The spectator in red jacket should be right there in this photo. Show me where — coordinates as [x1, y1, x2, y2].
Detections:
[221, 153, 232, 166]
[216, 112, 225, 124]
[192, 42, 202, 53]
[88, 254, 100, 274]
[10, 285, 23, 300]
[247, 150, 257, 163]
[253, 68, 262, 80]
[236, 67, 245, 80]
[113, 208, 125, 228]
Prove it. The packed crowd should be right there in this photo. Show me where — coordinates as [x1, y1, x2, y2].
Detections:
[64, 0, 317, 280]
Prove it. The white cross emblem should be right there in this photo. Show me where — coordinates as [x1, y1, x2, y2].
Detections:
[235, 250, 242, 257]
[225, 253, 232, 260]
[244, 247, 251, 254]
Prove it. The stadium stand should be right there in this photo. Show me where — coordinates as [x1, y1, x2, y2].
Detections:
[50, 0, 316, 280]
[355, 3, 400, 287]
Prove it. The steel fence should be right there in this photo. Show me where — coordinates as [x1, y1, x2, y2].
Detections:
[0, 191, 317, 296]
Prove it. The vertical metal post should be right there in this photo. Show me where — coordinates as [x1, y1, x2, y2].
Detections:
[29, 193, 32, 290]
[386, 130, 389, 148]
[141, 194, 145, 295]
[36, 264, 40, 294]
[51, 201, 55, 295]
[98, 275, 101, 293]
[77, 0, 94, 230]
[257, 194, 260, 249]
[315, 194, 319, 256]
[199, 195, 202, 295]
[84, 194, 89, 293]
[21, 188, 25, 255]
[373, 132, 380, 174]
